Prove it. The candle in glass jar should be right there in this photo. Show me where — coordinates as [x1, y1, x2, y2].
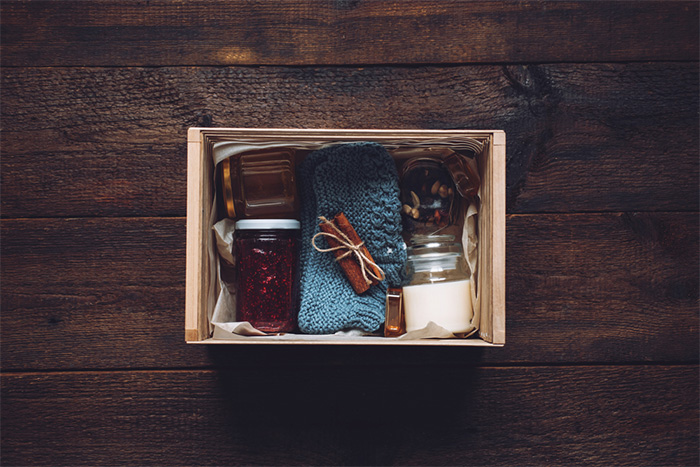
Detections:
[403, 238, 473, 334]
[403, 279, 473, 333]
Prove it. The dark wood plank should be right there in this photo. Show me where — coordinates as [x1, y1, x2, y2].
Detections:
[0, 145, 186, 218]
[507, 212, 699, 363]
[2, 1, 697, 67]
[1, 213, 696, 371]
[0, 217, 209, 370]
[1, 63, 698, 217]
[2, 366, 697, 465]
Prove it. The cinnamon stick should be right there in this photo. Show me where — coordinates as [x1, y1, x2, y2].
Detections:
[333, 213, 384, 280]
[319, 212, 382, 294]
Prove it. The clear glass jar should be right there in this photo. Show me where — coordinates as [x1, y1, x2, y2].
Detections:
[399, 158, 455, 233]
[403, 237, 473, 333]
[218, 149, 298, 220]
[398, 150, 480, 234]
[234, 219, 300, 333]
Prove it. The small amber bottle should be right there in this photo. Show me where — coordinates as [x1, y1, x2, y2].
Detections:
[384, 287, 406, 337]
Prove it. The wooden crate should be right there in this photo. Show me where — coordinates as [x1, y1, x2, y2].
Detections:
[186, 128, 505, 346]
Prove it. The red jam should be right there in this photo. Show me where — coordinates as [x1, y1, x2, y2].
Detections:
[234, 220, 300, 333]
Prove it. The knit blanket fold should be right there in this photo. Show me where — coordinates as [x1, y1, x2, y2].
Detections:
[298, 142, 407, 334]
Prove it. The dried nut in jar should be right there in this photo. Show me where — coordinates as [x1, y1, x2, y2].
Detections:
[410, 191, 420, 209]
[400, 156, 459, 231]
[431, 180, 441, 195]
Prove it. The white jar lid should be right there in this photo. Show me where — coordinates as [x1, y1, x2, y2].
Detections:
[235, 219, 300, 230]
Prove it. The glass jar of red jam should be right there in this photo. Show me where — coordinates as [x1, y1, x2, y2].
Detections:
[233, 219, 300, 333]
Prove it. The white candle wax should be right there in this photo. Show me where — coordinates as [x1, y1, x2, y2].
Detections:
[403, 279, 473, 333]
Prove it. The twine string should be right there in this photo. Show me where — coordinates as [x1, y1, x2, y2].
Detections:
[311, 216, 386, 286]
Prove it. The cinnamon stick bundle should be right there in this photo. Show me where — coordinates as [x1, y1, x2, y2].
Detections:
[319, 213, 383, 294]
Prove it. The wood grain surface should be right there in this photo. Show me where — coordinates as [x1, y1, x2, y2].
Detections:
[2, 366, 697, 466]
[2, 1, 698, 66]
[1, 213, 696, 370]
[2, 64, 697, 217]
[1, 0, 698, 465]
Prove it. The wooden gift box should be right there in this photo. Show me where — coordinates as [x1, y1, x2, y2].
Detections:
[186, 128, 505, 346]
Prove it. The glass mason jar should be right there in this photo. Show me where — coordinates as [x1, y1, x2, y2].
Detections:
[218, 149, 298, 220]
[398, 150, 480, 234]
[399, 158, 455, 233]
[403, 238, 473, 333]
[234, 219, 300, 333]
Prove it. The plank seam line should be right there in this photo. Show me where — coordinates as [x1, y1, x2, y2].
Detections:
[2, 362, 699, 376]
[2, 210, 699, 222]
[1, 59, 699, 69]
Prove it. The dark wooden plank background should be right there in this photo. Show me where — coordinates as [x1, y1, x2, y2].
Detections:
[1, 1, 698, 465]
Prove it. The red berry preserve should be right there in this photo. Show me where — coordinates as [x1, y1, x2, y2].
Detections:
[234, 219, 300, 333]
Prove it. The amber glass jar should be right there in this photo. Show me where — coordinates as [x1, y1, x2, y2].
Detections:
[218, 149, 298, 220]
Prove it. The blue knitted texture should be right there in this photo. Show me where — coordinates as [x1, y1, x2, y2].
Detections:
[298, 142, 407, 334]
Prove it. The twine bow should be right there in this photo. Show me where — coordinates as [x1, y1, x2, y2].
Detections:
[311, 216, 386, 286]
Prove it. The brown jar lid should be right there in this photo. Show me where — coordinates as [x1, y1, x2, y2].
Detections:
[221, 158, 236, 219]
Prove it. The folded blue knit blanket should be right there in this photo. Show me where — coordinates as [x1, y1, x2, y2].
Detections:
[298, 142, 407, 334]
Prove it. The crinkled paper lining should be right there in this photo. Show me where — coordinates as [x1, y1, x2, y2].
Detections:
[208, 140, 482, 340]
